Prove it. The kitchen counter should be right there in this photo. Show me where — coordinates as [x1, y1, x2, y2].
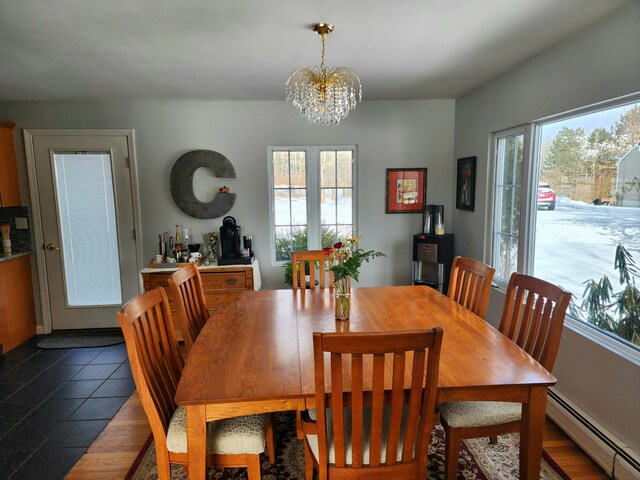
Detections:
[0, 250, 31, 263]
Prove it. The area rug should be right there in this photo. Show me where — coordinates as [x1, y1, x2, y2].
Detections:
[127, 412, 569, 480]
[36, 329, 125, 349]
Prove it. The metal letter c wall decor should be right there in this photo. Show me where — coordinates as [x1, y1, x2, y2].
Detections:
[170, 149, 236, 219]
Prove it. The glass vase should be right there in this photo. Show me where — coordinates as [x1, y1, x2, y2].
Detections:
[202, 232, 219, 266]
[334, 276, 351, 321]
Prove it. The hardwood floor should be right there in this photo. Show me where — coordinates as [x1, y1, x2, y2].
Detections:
[65, 393, 150, 480]
[65, 391, 609, 480]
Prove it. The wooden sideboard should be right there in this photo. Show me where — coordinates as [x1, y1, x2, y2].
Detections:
[141, 265, 255, 339]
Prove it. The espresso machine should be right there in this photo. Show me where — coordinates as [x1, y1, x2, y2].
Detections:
[218, 216, 254, 265]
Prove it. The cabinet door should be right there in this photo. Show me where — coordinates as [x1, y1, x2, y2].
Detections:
[0, 257, 36, 352]
[0, 125, 21, 207]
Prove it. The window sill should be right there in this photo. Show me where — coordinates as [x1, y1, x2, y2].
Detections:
[563, 316, 640, 367]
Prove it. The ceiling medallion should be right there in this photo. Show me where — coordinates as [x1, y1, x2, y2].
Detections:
[286, 23, 362, 125]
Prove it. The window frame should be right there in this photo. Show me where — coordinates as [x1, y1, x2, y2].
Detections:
[267, 145, 358, 266]
[485, 94, 640, 363]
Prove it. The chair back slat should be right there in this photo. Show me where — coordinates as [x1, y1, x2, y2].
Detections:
[402, 349, 425, 463]
[499, 273, 572, 371]
[312, 329, 443, 476]
[118, 288, 184, 444]
[330, 353, 346, 467]
[386, 351, 406, 466]
[351, 354, 364, 468]
[447, 256, 495, 318]
[369, 353, 385, 467]
[169, 265, 209, 354]
[291, 250, 335, 290]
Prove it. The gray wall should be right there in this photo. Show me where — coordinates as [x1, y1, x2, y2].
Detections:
[0, 99, 454, 291]
[452, 2, 640, 452]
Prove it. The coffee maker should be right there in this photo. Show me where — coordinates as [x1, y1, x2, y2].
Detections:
[219, 216, 241, 265]
[218, 216, 254, 265]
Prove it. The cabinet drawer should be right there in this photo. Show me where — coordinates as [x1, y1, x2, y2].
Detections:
[146, 274, 172, 290]
[201, 272, 247, 290]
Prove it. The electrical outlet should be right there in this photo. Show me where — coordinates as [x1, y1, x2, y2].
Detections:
[15, 217, 28, 230]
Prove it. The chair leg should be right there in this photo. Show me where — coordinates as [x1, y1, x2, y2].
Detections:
[266, 413, 276, 464]
[156, 450, 172, 480]
[246, 453, 262, 480]
[303, 438, 314, 480]
[444, 426, 463, 480]
[296, 409, 304, 440]
[489, 435, 499, 444]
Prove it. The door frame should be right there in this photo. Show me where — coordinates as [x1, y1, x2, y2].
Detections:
[23, 129, 143, 334]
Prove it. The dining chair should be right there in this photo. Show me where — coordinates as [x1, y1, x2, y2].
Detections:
[439, 272, 572, 480]
[447, 255, 495, 319]
[301, 328, 444, 480]
[291, 250, 334, 290]
[118, 287, 275, 480]
[168, 264, 208, 355]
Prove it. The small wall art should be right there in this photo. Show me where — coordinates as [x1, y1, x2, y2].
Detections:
[456, 156, 476, 211]
[385, 168, 427, 213]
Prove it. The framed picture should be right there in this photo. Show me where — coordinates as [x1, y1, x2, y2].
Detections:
[386, 168, 427, 213]
[456, 156, 476, 211]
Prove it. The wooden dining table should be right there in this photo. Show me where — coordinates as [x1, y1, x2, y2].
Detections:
[175, 285, 557, 480]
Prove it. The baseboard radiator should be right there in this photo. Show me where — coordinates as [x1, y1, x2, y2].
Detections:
[547, 388, 640, 479]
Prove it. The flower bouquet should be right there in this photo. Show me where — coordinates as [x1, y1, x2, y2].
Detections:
[323, 238, 385, 320]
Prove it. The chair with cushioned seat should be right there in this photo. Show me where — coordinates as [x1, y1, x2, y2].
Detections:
[168, 264, 208, 355]
[301, 328, 444, 480]
[118, 287, 274, 480]
[439, 272, 571, 480]
[447, 256, 495, 319]
[291, 250, 334, 290]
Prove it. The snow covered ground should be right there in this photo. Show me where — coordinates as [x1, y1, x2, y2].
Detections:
[534, 197, 640, 300]
[276, 194, 640, 305]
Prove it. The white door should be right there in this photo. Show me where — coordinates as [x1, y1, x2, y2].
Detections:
[26, 131, 140, 330]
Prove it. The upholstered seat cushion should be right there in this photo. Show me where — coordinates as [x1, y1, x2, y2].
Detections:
[438, 401, 522, 428]
[166, 406, 267, 454]
[306, 405, 415, 465]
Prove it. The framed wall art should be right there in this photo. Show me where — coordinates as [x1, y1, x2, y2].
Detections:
[385, 168, 427, 213]
[456, 156, 476, 211]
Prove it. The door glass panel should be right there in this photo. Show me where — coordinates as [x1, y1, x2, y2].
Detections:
[53, 152, 122, 306]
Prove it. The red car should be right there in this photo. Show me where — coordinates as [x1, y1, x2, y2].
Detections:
[538, 182, 556, 210]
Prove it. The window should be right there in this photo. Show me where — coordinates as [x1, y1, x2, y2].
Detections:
[492, 128, 526, 282]
[490, 98, 640, 352]
[268, 146, 356, 263]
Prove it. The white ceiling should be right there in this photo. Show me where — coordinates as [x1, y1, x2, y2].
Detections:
[0, 0, 629, 101]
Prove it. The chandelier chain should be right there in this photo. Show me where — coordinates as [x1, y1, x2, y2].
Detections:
[320, 33, 326, 71]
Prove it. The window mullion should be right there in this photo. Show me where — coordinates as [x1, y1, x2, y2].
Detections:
[307, 147, 320, 249]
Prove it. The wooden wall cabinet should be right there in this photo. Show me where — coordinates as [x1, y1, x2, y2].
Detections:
[0, 121, 21, 207]
[0, 256, 36, 353]
[141, 265, 254, 339]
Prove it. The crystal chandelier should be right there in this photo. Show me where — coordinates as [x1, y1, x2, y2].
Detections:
[286, 23, 362, 125]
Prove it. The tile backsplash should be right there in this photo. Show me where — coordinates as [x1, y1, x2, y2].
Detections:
[0, 206, 32, 252]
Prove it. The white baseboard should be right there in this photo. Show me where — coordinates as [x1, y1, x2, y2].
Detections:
[36, 325, 45, 334]
[547, 388, 640, 480]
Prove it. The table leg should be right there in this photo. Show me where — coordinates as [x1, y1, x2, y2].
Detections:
[186, 404, 207, 480]
[520, 386, 547, 479]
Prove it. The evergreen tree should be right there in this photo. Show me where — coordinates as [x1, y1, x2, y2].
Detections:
[541, 127, 587, 198]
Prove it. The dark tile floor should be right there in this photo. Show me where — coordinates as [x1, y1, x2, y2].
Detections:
[0, 336, 134, 480]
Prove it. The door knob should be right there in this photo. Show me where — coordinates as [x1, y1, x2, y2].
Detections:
[46, 243, 59, 250]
